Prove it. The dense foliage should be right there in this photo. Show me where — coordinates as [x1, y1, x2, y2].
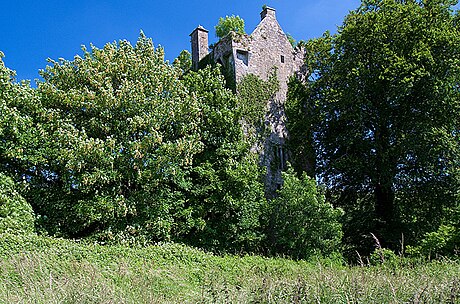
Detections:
[20, 34, 268, 252]
[0, 51, 43, 181]
[179, 65, 266, 252]
[0, 173, 35, 234]
[1, 33, 333, 258]
[267, 167, 343, 259]
[173, 50, 192, 74]
[0, 52, 38, 235]
[32, 34, 203, 242]
[1, 0, 459, 261]
[286, 0, 460, 255]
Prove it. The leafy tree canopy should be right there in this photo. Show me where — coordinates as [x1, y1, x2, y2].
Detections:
[0, 52, 43, 177]
[173, 50, 192, 74]
[32, 33, 201, 240]
[287, 0, 460, 253]
[215, 15, 245, 39]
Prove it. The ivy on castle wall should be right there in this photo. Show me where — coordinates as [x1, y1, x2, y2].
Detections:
[237, 68, 279, 135]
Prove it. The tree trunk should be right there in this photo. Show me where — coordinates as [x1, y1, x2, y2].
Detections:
[374, 182, 395, 246]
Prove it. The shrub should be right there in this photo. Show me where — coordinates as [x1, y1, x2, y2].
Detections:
[267, 167, 343, 260]
[407, 224, 460, 258]
[370, 248, 399, 266]
[0, 173, 35, 234]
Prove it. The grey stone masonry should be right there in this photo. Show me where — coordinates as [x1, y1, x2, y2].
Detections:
[190, 7, 307, 194]
[190, 26, 209, 71]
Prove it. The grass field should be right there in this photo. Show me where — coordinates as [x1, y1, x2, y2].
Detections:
[0, 233, 459, 303]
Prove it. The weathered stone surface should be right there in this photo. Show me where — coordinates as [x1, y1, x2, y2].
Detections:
[191, 7, 307, 193]
[190, 26, 209, 71]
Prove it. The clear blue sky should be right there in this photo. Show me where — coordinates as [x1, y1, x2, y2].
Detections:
[1, 0, 362, 82]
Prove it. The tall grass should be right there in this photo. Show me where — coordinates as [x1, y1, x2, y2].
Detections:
[0, 233, 459, 303]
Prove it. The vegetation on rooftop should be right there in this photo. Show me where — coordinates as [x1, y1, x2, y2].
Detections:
[215, 15, 246, 39]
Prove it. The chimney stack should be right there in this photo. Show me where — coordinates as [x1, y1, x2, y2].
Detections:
[190, 26, 209, 70]
[260, 6, 276, 20]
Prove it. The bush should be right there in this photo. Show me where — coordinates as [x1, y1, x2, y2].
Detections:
[267, 167, 343, 260]
[407, 224, 460, 258]
[0, 173, 35, 234]
[370, 248, 400, 266]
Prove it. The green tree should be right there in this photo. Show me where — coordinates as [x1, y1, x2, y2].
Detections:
[286, 76, 318, 179]
[33, 34, 203, 241]
[0, 52, 43, 178]
[287, 0, 460, 252]
[0, 52, 43, 236]
[215, 15, 245, 39]
[173, 50, 192, 74]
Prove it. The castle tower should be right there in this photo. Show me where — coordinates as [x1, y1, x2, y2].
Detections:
[190, 26, 209, 71]
[190, 7, 306, 195]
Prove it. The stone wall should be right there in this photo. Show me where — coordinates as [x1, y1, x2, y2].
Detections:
[243, 7, 306, 192]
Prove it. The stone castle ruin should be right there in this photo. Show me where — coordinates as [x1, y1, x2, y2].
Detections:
[190, 6, 306, 193]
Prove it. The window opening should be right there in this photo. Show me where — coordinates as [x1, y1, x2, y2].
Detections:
[236, 50, 249, 66]
[275, 146, 286, 170]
